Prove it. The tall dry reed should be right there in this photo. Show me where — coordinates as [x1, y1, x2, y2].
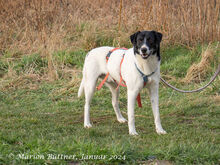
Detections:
[0, 0, 219, 53]
[0, 0, 219, 80]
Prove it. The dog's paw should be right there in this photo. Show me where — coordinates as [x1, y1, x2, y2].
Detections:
[129, 131, 139, 136]
[84, 123, 92, 128]
[156, 128, 167, 135]
[117, 117, 127, 123]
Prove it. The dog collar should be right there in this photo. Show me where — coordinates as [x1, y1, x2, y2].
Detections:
[134, 62, 157, 83]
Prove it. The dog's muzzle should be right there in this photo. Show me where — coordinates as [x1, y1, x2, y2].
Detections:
[140, 48, 152, 59]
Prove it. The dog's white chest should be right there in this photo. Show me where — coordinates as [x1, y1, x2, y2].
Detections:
[135, 55, 159, 75]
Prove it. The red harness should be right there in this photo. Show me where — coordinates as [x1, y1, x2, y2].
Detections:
[97, 48, 146, 108]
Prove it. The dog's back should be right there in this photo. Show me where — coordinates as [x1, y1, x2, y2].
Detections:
[78, 46, 114, 97]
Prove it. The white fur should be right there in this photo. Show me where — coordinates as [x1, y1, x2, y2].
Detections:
[78, 46, 167, 135]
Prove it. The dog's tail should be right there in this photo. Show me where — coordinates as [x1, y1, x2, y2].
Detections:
[78, 77, 84, 98]
[78, 59, 87, 98]
[78, 52, 90, 98]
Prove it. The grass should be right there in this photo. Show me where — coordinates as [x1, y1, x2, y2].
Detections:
[0, 45, 219, 164]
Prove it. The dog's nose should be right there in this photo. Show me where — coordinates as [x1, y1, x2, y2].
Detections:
[141, 48, 147, 54]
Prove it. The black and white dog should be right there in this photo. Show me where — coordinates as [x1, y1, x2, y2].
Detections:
[78, 31, 167, 135]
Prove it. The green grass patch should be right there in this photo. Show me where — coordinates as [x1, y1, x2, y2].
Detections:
[14, 53, 47, 74]
[0, 45, 219, 164]
[53, 49, 87, 68]
[0, 79, 219, 164]
[161, 46, 199, 77]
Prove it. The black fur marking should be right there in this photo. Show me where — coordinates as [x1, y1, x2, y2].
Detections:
[130, 30, 162, 61]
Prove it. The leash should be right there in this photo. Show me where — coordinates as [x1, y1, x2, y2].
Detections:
[160, 64, 220, 93]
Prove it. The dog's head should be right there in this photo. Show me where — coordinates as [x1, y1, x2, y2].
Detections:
[130, 30, 162, 60]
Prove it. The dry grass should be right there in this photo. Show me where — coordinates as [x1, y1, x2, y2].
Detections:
[0, 73, 42, 91]
[49, 68, 82, 97]
[213, 95, 220, 105]
[0, 0, 219, 81]
[182, 44, 219, 83]
[0, 0, 219, 54]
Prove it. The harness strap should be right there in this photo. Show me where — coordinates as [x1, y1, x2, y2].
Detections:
[136, 94, 142, 107]
[116, 53, 127, 90]
[97, 73, 110, 90]
[136, 81, 147, 108]
[97, 48, 148, 108]
[106, 47, 127, 61]
[97, 48, 127, 90]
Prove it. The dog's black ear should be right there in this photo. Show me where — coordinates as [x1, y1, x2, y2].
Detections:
[130, 31, 141, 45]
[153, 31, 163, 43]
[151, 31, 162, 60]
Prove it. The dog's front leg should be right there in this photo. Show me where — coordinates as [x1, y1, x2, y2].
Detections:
[127, 90, 139, 135]
[148, 82, 167, 135]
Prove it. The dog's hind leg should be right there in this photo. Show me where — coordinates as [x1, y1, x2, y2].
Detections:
[105, 82, 127, 123]
[83, 74, 98, 128]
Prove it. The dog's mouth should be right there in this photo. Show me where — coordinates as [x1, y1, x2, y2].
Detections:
[141, 53, 151, 59]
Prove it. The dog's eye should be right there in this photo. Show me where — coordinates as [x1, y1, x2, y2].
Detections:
[147, 38, 153, 44]
[138, 38, 143, 42]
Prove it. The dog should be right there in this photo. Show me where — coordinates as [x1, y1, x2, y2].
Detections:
[78, 30, 167, 135]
